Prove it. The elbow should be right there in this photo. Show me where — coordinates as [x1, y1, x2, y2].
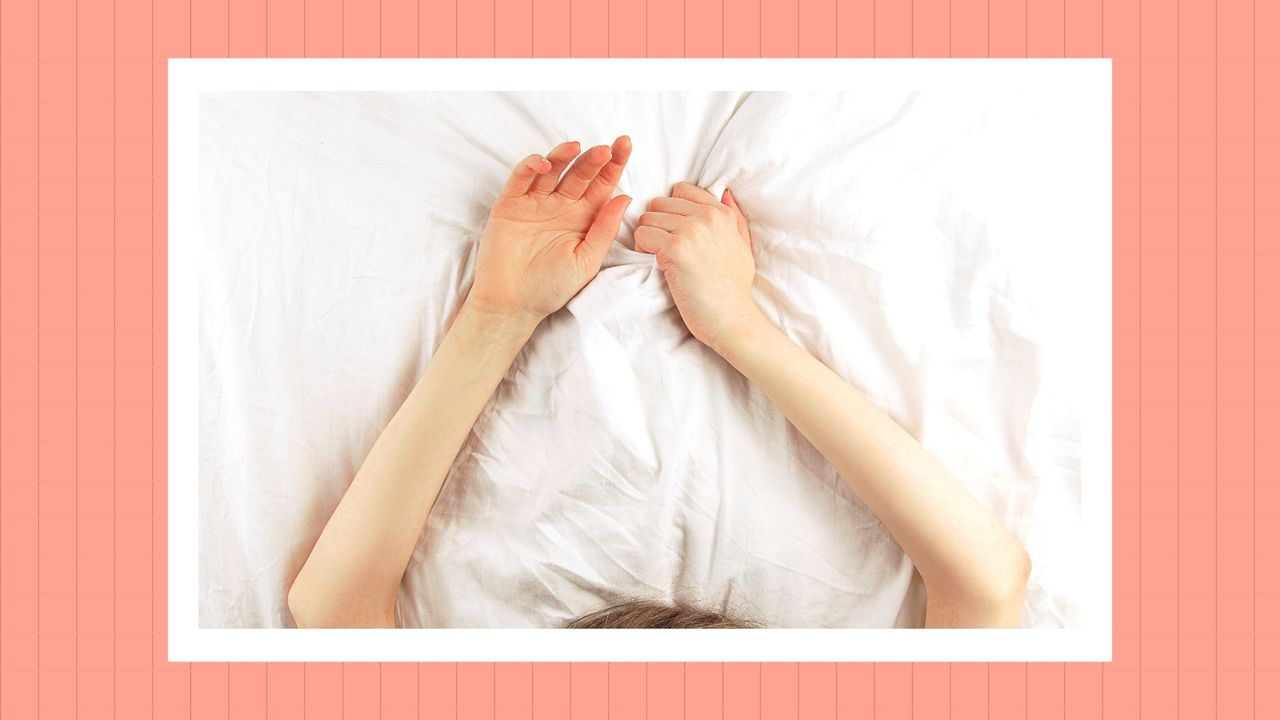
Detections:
[287, 576, 395, 628]
[980, 542, 1031, 622]
[925, 541, 1031, 628]
[286, 579, 317, 628]
[1001, 543, 1032, 605]
[287, 572, 332, 628]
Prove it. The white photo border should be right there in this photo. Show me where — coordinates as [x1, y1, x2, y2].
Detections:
[169, 58, 1112, 662]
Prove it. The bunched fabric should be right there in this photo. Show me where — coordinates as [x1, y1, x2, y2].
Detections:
[198, 89, 1096, 629]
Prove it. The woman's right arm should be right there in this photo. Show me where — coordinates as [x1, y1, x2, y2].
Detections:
[288, 138, 633, 627]
[635, 183, 1030, 627]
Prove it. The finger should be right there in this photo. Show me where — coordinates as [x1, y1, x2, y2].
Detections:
[633, 225, 674, 254]
[671, 181, 720, 205]
[721, 188, 747, 218]
[575, 194, 632, 271]
[584, 135, 632, 204]
[647, 196, 703, 216]
[555, 145, 613, 199]
[500, 154, 553, 197]
[637, 211, 684, 233]
[722, 188, 752, 248]
[529, 141, 581, 194]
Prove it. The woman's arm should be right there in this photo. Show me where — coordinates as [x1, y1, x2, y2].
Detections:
[287, 304, 535, 628]
[288, 137, 634, 627]
[718, 316, 1030, 627]
[635, 184, 1030, 627]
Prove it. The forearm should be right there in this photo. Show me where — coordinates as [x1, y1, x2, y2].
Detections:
[718, 309, 1029, 627]
[288, 301, 536, 627]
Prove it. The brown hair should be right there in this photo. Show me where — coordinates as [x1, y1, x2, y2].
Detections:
[566, 601, 761, 629]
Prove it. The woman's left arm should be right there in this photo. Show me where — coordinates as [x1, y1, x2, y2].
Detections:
[287, 137, 633, 627]
[635, 183, 1030, 628]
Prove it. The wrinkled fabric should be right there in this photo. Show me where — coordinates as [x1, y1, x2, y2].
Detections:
[199, 90, 1092, 629]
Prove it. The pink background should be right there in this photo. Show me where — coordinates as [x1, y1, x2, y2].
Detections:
[1, 0, 1277, 716]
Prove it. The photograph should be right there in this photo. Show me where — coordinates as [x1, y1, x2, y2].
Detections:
[175, 60, 1110, 660]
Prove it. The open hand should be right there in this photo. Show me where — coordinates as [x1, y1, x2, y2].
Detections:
[634, 182, 758, 354]
[467, 137, 633, 324]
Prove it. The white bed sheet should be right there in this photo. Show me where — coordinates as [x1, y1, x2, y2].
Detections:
[199, 88, 1099, 629]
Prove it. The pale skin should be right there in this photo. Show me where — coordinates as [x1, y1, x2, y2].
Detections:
[287, 138, 1031, 629]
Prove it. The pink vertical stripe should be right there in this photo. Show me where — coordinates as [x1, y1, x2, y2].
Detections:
[534, 0, 571, 57]
[724, 0, 763, 56]
[497, 0, 536, 57]
[533, 661, 570, 718]
[949, 663, 988, 720]
[382, 662, 420, 720]
[571, 0, 610, 56]
[686, 662, 723, 718]
[874, 0, 911, 56]
[420, 0, 459, 57]
[760, 662, 798, 719]
[797, 662, 834, 719]
[306, 0, 343, 56]
[648, 662, 684, 716]
[761, 0, 799, 56]
[420, 662, 458, 717]
[647, 0, 684, 56]
[836, 0, 873, 56]
[950, 0, 988, 57]
[609, 662, 646, 720]
[570, 663, 609, 718]
[989, 0, 1028, 56]
[1106, 0, 1142, 717]
[609, 0, 648, 56]
[687, 0, 724, 57]
[384, 0, 421, 57]
[912, 0, 949, 56]
[1256, 0, 1280, 716]
[496, 661, 534, 719]
[344, 0, 382, 55]
[458, 0, 497, 56]
[798, 0, 836, 57]
[873, 664, 911, 720]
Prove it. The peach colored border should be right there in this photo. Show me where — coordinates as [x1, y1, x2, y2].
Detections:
[1, 0, 1276, 716]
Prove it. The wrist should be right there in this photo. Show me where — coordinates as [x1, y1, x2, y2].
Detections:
[454, 297, 541, 348]
[708, 303, 776, 364]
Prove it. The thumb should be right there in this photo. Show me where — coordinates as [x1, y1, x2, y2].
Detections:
[722, 188, 752, 250]
[577, 194, 632, 272]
